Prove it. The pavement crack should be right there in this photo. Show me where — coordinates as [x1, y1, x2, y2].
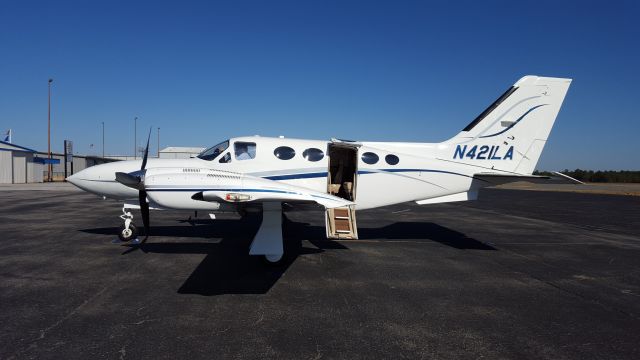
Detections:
[487, 250, 640, 322]
[131, 318, 160, 325]
[8, 285, 111, 359]
[254, 313, 264, 325]
[38, 285, 110, 339]
[312, 343, 323, 360]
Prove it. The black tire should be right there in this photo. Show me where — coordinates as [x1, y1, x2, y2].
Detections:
[118, 223, 138, 242]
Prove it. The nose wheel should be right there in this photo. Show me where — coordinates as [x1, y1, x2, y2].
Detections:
[118, 223, 138, 242]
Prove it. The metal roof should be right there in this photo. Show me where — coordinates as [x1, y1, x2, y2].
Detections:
[159, 146, 205, 153]
[0, 140, 37, 153]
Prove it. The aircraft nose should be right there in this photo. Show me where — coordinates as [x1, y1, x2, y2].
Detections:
[66, 171, 80, 185]
[66, 167, 89, 188]
[65, 165, 108, 192]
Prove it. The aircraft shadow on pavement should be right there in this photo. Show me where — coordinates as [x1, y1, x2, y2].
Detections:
[79, 215, 491, 296]
[360, 222, 495, 250]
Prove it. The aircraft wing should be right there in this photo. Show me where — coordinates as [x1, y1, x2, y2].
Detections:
[191, 174, 354, 209]
[473, 171, 583, 185]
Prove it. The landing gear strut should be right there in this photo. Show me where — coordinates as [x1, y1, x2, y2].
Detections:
[118, 207, 138, 242]
[250, 202, 286, 266]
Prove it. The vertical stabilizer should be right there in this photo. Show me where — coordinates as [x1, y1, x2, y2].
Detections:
[443, 76, 571, 174]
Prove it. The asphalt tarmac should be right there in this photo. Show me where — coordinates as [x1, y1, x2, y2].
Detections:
[1, 187, 639, 359]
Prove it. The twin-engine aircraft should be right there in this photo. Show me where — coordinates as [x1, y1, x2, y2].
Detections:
[68, 75, 576, 264]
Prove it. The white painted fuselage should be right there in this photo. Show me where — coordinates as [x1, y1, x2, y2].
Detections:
[69, 138, 472, 210]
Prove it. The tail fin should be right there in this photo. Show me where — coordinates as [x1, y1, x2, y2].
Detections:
[443, 75, 571, 174]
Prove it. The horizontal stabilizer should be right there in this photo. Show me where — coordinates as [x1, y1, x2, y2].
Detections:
[550, 171, 584, 184]
[474, 171, 583, 185]
[416, 191, 478, 205]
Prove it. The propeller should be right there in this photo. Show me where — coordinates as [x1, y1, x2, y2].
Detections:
[115, 128, 152, 242]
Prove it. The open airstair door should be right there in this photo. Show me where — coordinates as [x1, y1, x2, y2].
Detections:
[326, 141, 359, 239]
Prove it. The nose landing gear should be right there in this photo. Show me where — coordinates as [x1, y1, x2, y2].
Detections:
[117, 207, 139, 242]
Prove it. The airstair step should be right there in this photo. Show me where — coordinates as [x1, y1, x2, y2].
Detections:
[333, 209, 349, 217]
[325, 205, 358, 240]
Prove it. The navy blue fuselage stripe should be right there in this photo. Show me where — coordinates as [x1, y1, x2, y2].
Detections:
[262, 169, 472, 180]
[144, 169, 476, 193]
[147, 188, 294, 194]
[479, 104, 547, 138]
[145, 169, 473, 192]
[264, 172, 327, 180]
[380, 168, 474, 178]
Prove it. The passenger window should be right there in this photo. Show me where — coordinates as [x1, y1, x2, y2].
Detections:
[361, 152, 379, 165]
[218, 152, 231, 163]
[234, 142, 256, 161]
[385, 154, 399, 165]
[274, 146, 295, 160]
[303, 148, 324, 162]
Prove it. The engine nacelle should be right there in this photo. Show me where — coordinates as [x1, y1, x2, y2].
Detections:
[143, 167, 242, 211]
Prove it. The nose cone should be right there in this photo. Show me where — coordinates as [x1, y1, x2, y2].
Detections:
[66, 172, 80, 186]
[66, 166, 102, 193]
[65, 161, 141, 199]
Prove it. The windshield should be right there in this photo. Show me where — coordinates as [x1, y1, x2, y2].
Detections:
[197, 140, 229, 161]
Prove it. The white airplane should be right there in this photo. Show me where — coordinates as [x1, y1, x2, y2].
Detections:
[68, 75, 576, 264]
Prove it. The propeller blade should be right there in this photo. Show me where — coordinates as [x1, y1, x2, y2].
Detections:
[115, 172, 141, 189]
[139, 190, 150, 242]
[141, 128, 152, 171]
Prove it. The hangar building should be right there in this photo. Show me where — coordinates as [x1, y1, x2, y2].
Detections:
[159, 146, 205, 159]
[0, 140, 115, 183]
[0, 140, 42, 183]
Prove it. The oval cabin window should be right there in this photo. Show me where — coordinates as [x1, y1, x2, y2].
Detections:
[303, 148, 324, 162]
[274, 146, 296, 160]
[385, 154, 399, 165]
[361, 152, 379, 165]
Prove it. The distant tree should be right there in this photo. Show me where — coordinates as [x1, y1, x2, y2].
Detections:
[534, 169, 640, 183]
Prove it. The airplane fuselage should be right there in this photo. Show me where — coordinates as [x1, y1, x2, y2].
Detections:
[68, 136, 481, 210]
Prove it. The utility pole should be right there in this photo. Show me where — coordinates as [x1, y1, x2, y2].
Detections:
[102, 121, 105, 158]
[157, 127, 160, 158]
[134, 116, 138, 159]
[47, 78, 53, 182]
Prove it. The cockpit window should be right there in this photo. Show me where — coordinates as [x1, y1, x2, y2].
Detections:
[219, 152, 231, 163]
[197, 140, 229, 161]
[234, 142, 256, 160]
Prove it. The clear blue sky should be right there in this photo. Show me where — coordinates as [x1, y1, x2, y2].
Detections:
[1, 0, 638, 170]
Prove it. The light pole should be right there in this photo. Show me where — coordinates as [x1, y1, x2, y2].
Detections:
[47, 78, 53, 182]
[102, 121, 105, 158]
[157, 127, 160, 158]
[134, 116, 138, 159]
